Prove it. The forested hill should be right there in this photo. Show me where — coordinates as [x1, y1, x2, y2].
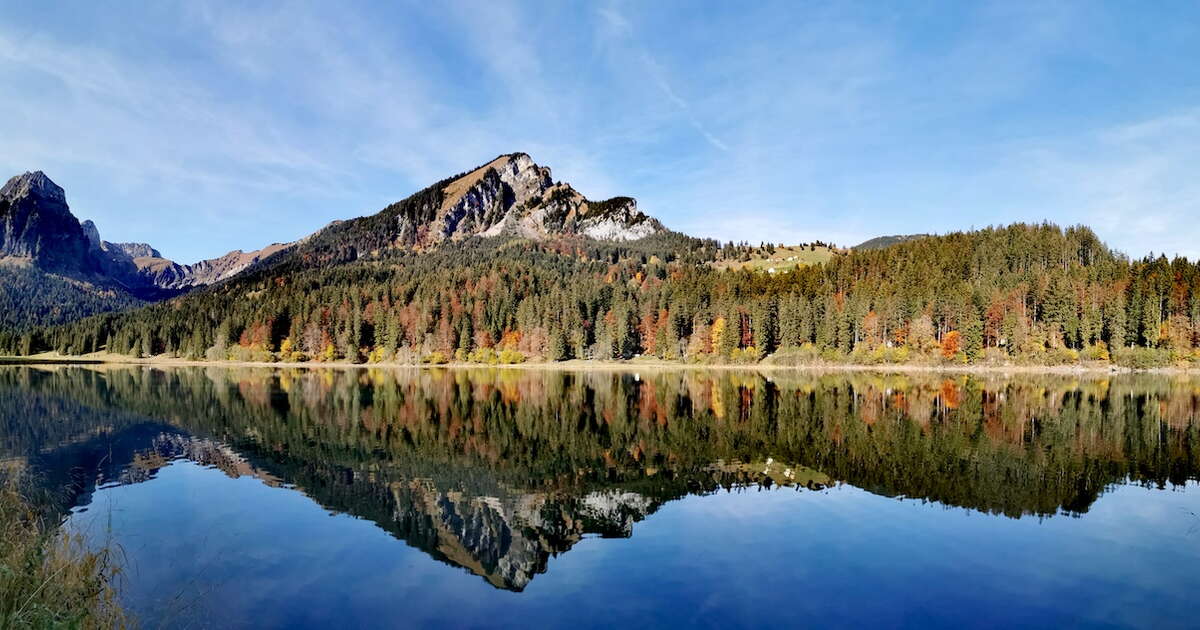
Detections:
[851, 234, 929, 250]
[12, 220, 1200, 369]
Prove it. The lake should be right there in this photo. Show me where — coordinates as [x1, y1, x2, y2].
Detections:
[1, 365, 1198, 628]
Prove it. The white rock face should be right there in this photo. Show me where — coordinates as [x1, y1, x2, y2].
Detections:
[418, 152, 665, 247]
[576, 198, 664, 241]
[579, 218, 660, 241]
[497, 153, 552, 202]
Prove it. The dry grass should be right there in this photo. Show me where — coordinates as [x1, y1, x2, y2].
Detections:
[0, 477, 128, 629]
[711, 245, 840, 273]
[438, 156, 509, 215]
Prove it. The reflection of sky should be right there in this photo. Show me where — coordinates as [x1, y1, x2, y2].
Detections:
[70, 462, 1200, 629]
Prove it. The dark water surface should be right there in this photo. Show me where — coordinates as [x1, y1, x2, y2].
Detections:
[2, 366, 1198, 628]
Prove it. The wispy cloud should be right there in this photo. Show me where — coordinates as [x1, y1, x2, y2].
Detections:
[1016, 109, 1200, 259]
[596, 4, 729, 152]
[640, 53, 730, 152]
[1, 0, 1197, 263]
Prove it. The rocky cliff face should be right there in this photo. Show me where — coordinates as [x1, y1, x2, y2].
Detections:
[0, 173, 293, 300]
[398, 153, 665, 249]
[0, 172, 96, 274]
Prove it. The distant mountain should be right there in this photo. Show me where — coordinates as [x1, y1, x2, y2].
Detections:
[79, 216, 292, 294]
[852, 234, 929, 250]
[0, 171, 297, 328]
[0, 172, 144, 328]
[1, 172, 96, 275]
[0, 154, 669, 332]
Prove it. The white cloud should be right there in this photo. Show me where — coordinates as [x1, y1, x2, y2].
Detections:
[1015, 109, 1200, 259]
[2, 0, 1197, 266]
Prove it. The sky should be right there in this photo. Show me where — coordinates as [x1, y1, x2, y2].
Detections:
[1, 1, 1199, 263]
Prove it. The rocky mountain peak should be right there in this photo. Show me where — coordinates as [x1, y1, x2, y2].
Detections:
[499, 152, 553, 199]
[1, 171, 67, 204]
[80, 219, 102, 248]
[0, 170, 93, 274]
[402, 152, 665, 248]
[114, 242, 161, 259]
[1, 169, 279, 301]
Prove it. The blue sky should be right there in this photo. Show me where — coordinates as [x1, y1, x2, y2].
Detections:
[2, 1, 1198, 263]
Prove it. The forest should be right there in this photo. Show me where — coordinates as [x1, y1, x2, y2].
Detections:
[6, 222, 1200, 369]
[0, 266, 144, 330]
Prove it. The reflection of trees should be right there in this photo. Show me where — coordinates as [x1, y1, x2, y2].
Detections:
[1, 366, 1198, 589]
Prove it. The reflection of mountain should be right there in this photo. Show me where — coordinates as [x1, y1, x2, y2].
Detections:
[1, 366, 1198, 590]
[107, 437, 820, 590]
[389, 482, 657, 590]
[116, 433, 283, 487]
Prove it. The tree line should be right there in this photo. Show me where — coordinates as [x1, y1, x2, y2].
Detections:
[7, 222, 1200, 368]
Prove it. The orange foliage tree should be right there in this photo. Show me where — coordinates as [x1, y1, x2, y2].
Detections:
[940, 330, 962, 359]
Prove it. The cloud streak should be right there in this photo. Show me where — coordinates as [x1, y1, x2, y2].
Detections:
[0, 0, 1197, 263]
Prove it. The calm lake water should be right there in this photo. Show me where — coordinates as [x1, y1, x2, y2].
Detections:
[2, 366, 1198, 629]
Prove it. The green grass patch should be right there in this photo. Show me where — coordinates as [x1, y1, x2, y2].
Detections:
[1, 476, 128, 629]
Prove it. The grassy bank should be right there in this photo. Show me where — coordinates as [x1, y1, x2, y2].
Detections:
[0, 352, 1189, 376]
[6, 344, 1200, 375]
[0, 477, 127, 629]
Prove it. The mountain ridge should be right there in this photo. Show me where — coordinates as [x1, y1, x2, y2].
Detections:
[0, 153, 668, 330]
[288, 152, 664, 267]
[852, 234, 930, 250]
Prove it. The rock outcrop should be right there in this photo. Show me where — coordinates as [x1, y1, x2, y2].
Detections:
[0, 172, 96, 274]
[399, 153, 665, 248]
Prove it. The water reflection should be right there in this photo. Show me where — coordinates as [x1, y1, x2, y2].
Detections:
[1, 366, 1198, 592]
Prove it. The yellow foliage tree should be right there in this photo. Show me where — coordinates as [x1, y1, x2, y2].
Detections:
[711, 317, 727, 356]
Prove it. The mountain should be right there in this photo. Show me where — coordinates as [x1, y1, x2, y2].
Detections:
[400, 152, 663, 245]
[80, 217, 292, 294]
[0, 153, 668, 334]
[289, 152, 665, 267]
[0, 171, 303, 327]
[26, 153, 1200, 370]
[852, 234, 929, 250]
[1, 171, 96, 275]
[130, 244, 295, 291]
[0, 172, 146, 329]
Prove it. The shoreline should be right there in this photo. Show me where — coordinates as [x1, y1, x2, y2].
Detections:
[4, 353, 1198, 375]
